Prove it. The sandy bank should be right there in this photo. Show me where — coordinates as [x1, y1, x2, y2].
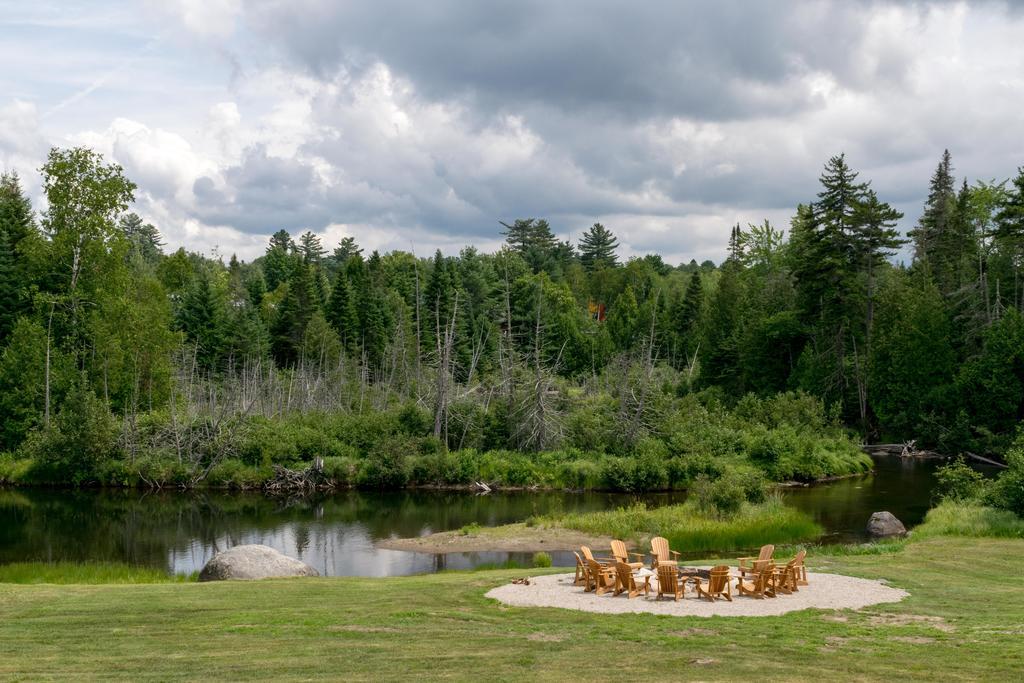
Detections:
[376, 523, 621, 554]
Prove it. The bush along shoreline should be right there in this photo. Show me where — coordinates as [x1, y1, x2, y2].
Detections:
[0, 391, 872, 493]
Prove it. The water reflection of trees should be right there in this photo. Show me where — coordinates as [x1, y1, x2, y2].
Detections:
[0, 488, 685, 573]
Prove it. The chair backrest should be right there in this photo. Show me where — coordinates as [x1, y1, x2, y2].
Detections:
[758, 544, 775, 562]
[573, 551, 584, 567]
[580, 546, 596, 562]
[708, 565, 731, 593]
[651, 536, 670, 563]
[610, 540, 628, 563]
[753, 562, 774, 591]
[615, 561, 634, 590]
[587, 558, 611, 585]
[657, 564, 678, 588]
[783, 549, 805, 571]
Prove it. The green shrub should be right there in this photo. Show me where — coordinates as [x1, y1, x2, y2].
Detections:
[205, 460, 270, 489]
[692, 474, 744, 515]
[321, 456, 358, 485]
[532, 551, 552, 568]
[0, 454, 31, 484]
[986, 459, 1024, 516]
[397, 403, 433, 436]
[19, 384, 121, 484]
[558, 458, 602, 490]
[600, 455, 668, 492]
[666, 452, 723, 487]
[356, 438, 412, 489]
[934, 457, 989, 502]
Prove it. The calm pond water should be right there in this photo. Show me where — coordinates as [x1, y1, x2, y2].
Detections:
[0, 455, 997, 577]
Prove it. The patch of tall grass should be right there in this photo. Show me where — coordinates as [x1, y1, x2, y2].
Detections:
[532, 496, 822, 555]
[0, 562, 191, 584]
[914, 501, 1024, 539]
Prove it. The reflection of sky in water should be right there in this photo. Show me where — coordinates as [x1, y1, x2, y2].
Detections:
[166, 521, 576, 577]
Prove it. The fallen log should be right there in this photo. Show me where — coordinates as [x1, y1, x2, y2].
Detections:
[963, 451, 1008, 469]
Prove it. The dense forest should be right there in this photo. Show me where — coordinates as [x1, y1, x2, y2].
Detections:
[1, 146, 1023, 500]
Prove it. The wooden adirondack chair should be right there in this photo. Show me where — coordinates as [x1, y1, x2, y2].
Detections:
[587, 558, 618, 595]
[580, 545, 614, 567]
[610, 539, 644, 570]
[791, 549, 809, 586]
[737, 544, 775, 578]
[573, 551, 590, 588]
[694, 565, 732, 602]
[650, 536, 680, 569]
[774, 549, 807, 593]
[614, 561, 650, 599]
[737, 562, 777, 599]
[656, 564, 686, 601]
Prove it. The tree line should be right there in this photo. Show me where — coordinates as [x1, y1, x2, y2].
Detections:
[1, 146, 1023, 484]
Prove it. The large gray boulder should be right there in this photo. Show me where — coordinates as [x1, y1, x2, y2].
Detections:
[866, 511, 907, 538]
[198, 544, 319, 581]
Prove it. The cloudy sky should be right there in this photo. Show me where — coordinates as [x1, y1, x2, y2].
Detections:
[2, 1, 1023, 263]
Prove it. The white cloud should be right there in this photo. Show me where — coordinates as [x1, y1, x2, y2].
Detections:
[3, 0, 1024, 265]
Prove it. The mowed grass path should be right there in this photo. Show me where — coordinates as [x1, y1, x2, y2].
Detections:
[1, 538, 1022, 681]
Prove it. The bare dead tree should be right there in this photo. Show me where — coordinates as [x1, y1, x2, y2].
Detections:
[433, 290, 460, 441]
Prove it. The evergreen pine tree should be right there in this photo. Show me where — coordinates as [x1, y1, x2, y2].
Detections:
[270, 262, 319, 366]
[326, 269, 360, 352]
[118, 212, 164, 264]
[424, 250, 459, 353]
[910, 150, 956, 267]
[0, 227, 17, 342]
[298, 231, 325, 264]
[672, 270, 704, 359]
[177, 270, 227, 369]
[0, 173, 35, 341]
[607, 285, 640, 349]
[578, 223, 620, 271]
[263, 229, 295, 291]
[911, 150, 967, 295]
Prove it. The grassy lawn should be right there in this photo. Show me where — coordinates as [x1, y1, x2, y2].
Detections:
[1, 537, 1022, 681]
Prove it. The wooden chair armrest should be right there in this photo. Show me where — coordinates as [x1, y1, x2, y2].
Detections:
[669, 550, 681, 559]
[628, 552, 645, 561]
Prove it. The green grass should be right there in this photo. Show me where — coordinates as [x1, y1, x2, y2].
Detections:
[0, 562, 193, 585]
[914, 501, 1024, 539]
[533, 497, 823, 555]
[1, 537, 1023, 680]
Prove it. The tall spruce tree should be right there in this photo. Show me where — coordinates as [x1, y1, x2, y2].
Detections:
[501, 218, 559, 273]
[672, 270, 704, 361]
[911, 150, 962, 294]
[326, 269, 360, 353]
[0, 227, 16, 342]
[0, 172, 32, 342]
[177, 269, 227, 369]
[270, 262, 319, 366]
[263, 229, 295, 291]
[578, 223, 619, 271]
[994, 167, 1024, 311]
